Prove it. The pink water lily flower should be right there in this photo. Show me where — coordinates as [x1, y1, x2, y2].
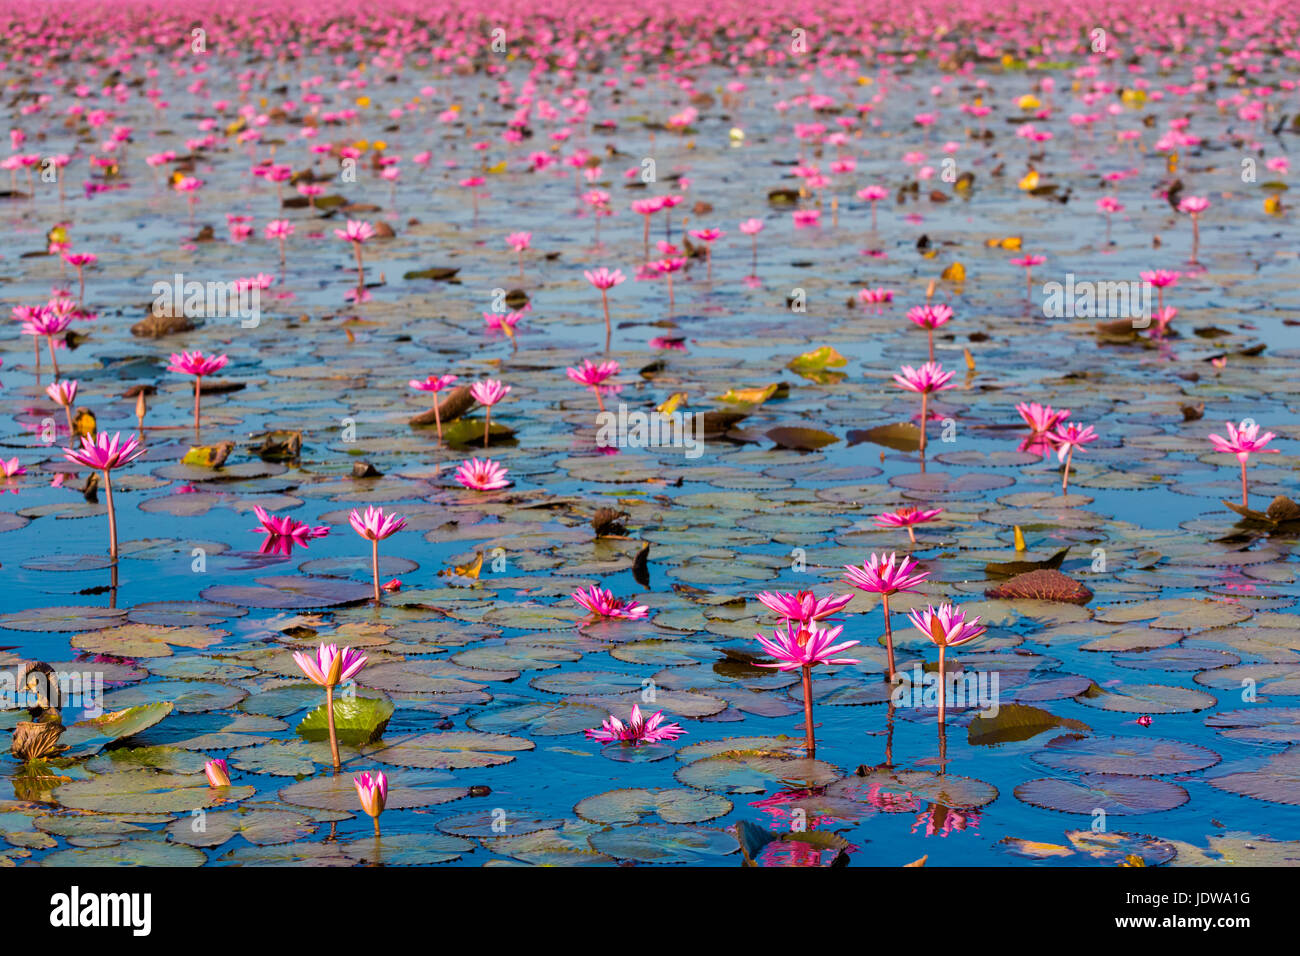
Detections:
[1048, 422, 1099, 495]
[755, 620, 860, 757]
[893, 362, 955, 456]
[572, 585, 649, 620]
[1209, 420, 1279, 508]
[0, 457, 25, 478]
[505, 231, 531, 276]
[1010, 254, 1046, 298]
[410, 374, 458, 440]
[354, 771, 388, 834]
[1016, 401, 1069, 434]
[454, 457, 510, 491]
[294, 642, 368, 770]
[754, 590, 853, 624]
[566, 359, 620, 411]
[64, 432, 145, 558]
[875, 506, 943, 546]
[907, 304, 954, 361]
[470, 379, 510, 448]
[349, 506, 407, 603]
[168, 350, 228, 434]
[1177, 196, 1209, 261]
[907, 603, 987, 723]
[251, 505, 329, 555]
[844, 552, 930, 681]
[585, 703, 685, 745]
[335, 219, 376, 289]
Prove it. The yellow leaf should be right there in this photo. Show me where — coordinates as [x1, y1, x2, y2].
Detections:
[181, 442, 234, 468]
[941, 261, 965, 281]
[1166, 152, 1178, 174]
[1121, 88, 1147, 108]
[356, 96, 371, 108]
[1014, 526, 1026, 551]
[1018, 170, 1039, 191]
[904, 854, 928, 867]
[486, 160, 507, 174]
[714, 385, 777, 406]
[373, 140, 387, 152]
[1264, 195, 1283, 216]
[963, 347, 975, 372]
[1017, 94, 1040, 110]
[1120, 854, 1147, 868]
[657, 392, 689, 415]
[441, 551, 484, 579]
[47, 225, 68, 247]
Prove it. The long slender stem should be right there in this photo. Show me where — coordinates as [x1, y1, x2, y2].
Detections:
[1240, 459, 1249, 508]
[919, 391, 929, 456]
[800, 664, 815, 758]
[47, 337, 60, 379]
[103, 470, 118, 559]
[371, 539, 380, 604]
[882, 592, 896, 681]
[601, 289, 611, 353]
[325, 684, 341, 770]
[372, 816, 381, 837]
[193, 376, 202, 435]
[433, 397, 443, 443]
[483, 407, 491, 449]
[938, 644, 947, 724]
[1062, 445, 1075, 495]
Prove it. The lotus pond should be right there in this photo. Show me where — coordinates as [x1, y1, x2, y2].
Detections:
[0, 0, 1298, 867]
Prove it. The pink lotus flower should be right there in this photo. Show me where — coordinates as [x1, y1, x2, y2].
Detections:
[1016, 401, 1069, 434]
[1010, 254, 1046, 298]
[907, 603, 987, 723]
[409, 374, 458, 440]
[893, 362, 955, 456]
[334, 219, 375, 244]
[844, 552, 930, 680]
[566, 359, 619, 411]
[251, 505, 330, 555]
[875, 506, 943, 546]
[471, 379, 510, 448]
[907, 304, 953, 361]
[572, 585, 649, 620]
[754, 590, 853, 623]
[754, 620, 860, 757]
[349, 506, 407, 603]
[792, 209, 821, 228]
[204, 758, 230, 787]
[45, 378, 77, 412]
[858, 287, 894, 306]
[293, 642, 368, 688]
[857, 185, 889, 229]
[506, 231, 531, 276]
[1177, 196, 1209, 260]
[354, 771, 388, 833]
[168, 350, 229, 434]
[1048, 422, 1099, 495]
[1209, 420, 1279, 508]
[0, 458, 25, 478]
[585, 703, 685, 745]
[454, 457, 510, 491]
[64, 432, 145, 558]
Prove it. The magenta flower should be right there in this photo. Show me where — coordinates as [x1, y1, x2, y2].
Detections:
[454, 457, 510, 491]
[754, 620, 860, 757]
[1010, 254, 1046, 299]
[294, 642, 368, 770]
[410, 373, 458, 440]
[349, 506, 406, 603]
[875, 506, 943, 546]
[64, 432, 145, 558]
[907, 303, 953, 361]
[893, 361, 954, 456]
[334, 219, 375, 289]
[204, 758, 230, 788]
[754, 590, 853, 624]
[572, 585, 649, 620]
[470, 379, 510, 448]
[45, 379, 78, 437]
[1048, 422, 1099, 495]
[843, 552, 930, 680]
[1209, 420, 1279, 508]
[907, 603, 987, 723]
[1016, 401, 1069, 434]
[168, 350, 228, 434]
[1177, 196, 1209, 261]
[585, 703, 685, 745]
[566, 359, 620, 411]
[0, 458, 26, 479]
[506, 231, 531, 276]
[354, 771, 388, 834]
[251, 505, 329, 556]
